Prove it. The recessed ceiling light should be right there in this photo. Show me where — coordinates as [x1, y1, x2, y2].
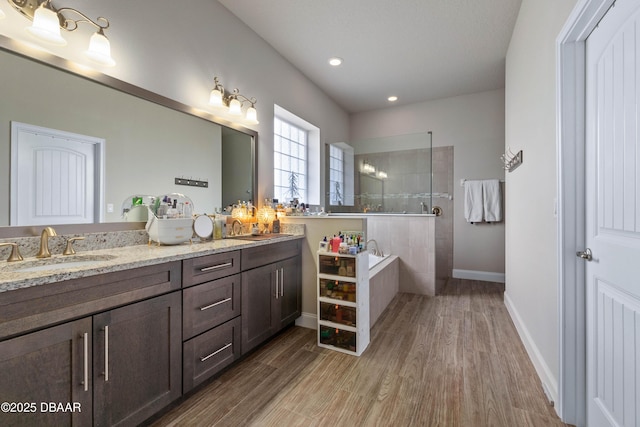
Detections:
[329, 57, 343, 66]
[388, 96, 398, 102]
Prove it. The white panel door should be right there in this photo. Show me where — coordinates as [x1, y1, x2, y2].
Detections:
[586, 1, 640, 426]
[11, 122, 103, 225]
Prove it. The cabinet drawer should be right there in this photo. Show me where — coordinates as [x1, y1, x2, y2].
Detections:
[183, 317, 241, 393]
[183, 274, 241, 340]
[241, 239, 301, 271]
[182, 251, 240, 287]
[0, 261, 182, 340]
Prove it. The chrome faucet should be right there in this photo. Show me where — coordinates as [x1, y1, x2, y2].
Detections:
[366, 239, 384, 257]
[36, 227, 57, 258]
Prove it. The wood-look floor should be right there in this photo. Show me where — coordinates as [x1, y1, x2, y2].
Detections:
[148, 279, 571, 427]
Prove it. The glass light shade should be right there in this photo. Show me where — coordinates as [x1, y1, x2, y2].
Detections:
[0, 7, 6, 19]
[228, 98, 242, 116]
[84, 31, 115, 67]
[377, 170, 388, 179]
[257, 206, 275, 225]
[26, 4, 67, 46]
[231, 206, 246, 219]
[209, 88, 223, 107]
[245, 106, 258, 124]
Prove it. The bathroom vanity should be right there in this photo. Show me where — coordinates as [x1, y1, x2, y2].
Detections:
[0, 235, 302, 427]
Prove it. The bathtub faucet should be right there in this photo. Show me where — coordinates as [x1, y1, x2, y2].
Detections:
[366, 239, 384, 257]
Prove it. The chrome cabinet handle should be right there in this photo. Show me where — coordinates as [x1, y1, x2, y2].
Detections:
[275, 269, 279, 299]
[576, 248, 593, 261]
[200, 297, 232, 311]
[200, 262, 232, 272]
[200, 343, 232, 362]
[280, 268, 284, 297]
[103, 326, 109, 382]
[82, 332, 89, 392]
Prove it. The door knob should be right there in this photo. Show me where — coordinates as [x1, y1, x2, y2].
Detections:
[576, 248, 592, 261]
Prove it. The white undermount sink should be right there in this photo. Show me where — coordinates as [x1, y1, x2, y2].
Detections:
[8, 254, 117, 273]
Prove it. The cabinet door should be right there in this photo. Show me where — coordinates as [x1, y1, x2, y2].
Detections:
[0, 318, 92, 427]
[93, 292, 182, 427]
[241, 263, 276, 354]
[277, 255, 302, 329]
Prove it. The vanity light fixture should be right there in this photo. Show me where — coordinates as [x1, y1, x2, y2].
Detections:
[8, 0, 116, 66]
[209, 76, 259, 125]
[362, 160, 376, 174]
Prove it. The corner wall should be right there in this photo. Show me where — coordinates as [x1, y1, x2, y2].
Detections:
[504, 0, 579, 407]
[350, 89, 506, 279]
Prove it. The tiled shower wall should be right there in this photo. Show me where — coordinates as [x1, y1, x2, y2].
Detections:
[354, 148, 432, 213]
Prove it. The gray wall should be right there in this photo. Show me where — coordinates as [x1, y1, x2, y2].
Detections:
[504, 0, 579, 405]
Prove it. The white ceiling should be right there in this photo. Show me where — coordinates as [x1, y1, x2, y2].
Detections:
[218, 0, 522, 114]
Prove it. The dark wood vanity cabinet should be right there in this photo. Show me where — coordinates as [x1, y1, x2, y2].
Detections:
[0, 262, 182, 427]
[241, 240, 302, 353]
[0, 318, 93, 427]
[0, 238, 303, 426]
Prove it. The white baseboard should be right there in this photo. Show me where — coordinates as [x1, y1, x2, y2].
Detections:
[452, 269, 505, 283]
[295, 312, 317, 329]
[504, 292, 559, 412]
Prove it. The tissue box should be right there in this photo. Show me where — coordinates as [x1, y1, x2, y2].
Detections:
[146, 215, 193, 245]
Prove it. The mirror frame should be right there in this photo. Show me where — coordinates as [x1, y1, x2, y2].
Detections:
[0, 34, 258, 238]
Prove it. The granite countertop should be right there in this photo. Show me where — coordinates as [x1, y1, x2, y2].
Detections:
[0, 234, 304, 294]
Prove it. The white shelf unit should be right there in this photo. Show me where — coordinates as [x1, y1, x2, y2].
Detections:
[317, 250, 369, 356]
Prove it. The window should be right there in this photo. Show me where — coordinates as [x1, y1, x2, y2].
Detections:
[274, 116, 307, 203]
[329, 144, 344, 205]
[327, 142, 354, 207]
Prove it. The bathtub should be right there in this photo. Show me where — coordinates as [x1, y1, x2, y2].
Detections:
[368, 253, 387, 270]
[368, 253, 399, 327]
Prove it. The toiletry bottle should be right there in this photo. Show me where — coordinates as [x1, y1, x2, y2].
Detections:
[338, 260, 347, 276]
[184, 202, 192, 218]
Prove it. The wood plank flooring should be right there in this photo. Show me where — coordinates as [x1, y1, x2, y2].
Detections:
[147, 278, 571, 427]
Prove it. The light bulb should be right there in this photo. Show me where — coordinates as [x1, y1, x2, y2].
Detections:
[84, 31, 115, 67]
[229, 98, 242, 116]
[26, 4, 67, 46]
[209, 88, 223, 107]
[245, 106, 258, 124]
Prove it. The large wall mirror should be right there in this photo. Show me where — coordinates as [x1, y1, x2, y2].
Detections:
[0, 38, 256, 237]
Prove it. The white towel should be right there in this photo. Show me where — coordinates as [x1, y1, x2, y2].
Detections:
[482, 179, 502, 222]
[464, 180, 484, 223]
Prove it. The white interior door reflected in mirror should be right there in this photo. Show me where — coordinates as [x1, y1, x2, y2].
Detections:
[10, 122, 104, 225]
